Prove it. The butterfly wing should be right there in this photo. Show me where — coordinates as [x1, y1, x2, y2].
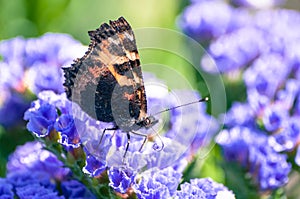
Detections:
[63, 17, 147, 127]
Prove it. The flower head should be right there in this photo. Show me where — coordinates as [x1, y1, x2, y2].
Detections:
[217, 126, 291, 190]
[179, 1, 234, 41]
[54, 114, 81, 147]
[108, 167, 136, 194]
[15, 183, 64, 199]
[0, 86, 30, 128]
[175, 178, 235, 199]
[133, 167, 182, 199]
[0, 179, 14, 199]
[7, 141, 70, 180]
[0, 33, 84, 128]
[61, 180, 96, 199]
[175, 182, 206, 199]
[24, 102, 58, 137]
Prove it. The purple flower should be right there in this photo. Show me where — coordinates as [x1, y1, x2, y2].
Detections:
[268, 117, 300, 152]
[22, 33, 84, 95]
[0, 179, 14, 199]
[24, 33, 83, 68]
[143, 137, 187, 171]
[0, 87, 30, 128]
[0, 61, 24, 91]
[133, 167, 182, 198]
[175, 182, 206, 199]
[24, 102, 58, 137]
[249, 144, 291, 190]
[25, 91, 115, 177]
[176, 178, 235, 199]
[2, 171, 97, 199]
[0, 33, 82, 92]
[7, 171, 50, 187]
[36, 91, 72, 115]
[217, 126, 291, 190]
[223, 102, 255, 128]
[6, 141, 70, 180]
[0, 37, 26, 65]
[254, 10, 300, 48]
[244, 54, 289, 99]
[54, 114, 81, 147]
[231, 0, 285, 8]
[26, 63, 65, 94]
[4, 172, 62, 199]
[107, 130, 187, 172]
[83, 151, 107, 177]
[202, 26, 265, 72]
[276, 79, 300, 110]
[7, 172, 62, 199]
[262, 103, 288, 132]
[15, 183, 64, 199]
[191, 178, 235, 199]
[0, 38, 26, 90]
[108, 167, 136, 194]
[82, 128, 113, 177]
[216, 127, 253, 165]
[179, 1, 233, 41]
[61, 180, 96, 199]
[106, 147, 147, 171]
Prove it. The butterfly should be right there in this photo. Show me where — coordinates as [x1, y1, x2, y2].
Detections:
[63, 17, 209, 159]
[63, 17, 158, 157]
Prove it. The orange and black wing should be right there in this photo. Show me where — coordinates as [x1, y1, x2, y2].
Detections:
[63, 17, 147, 124]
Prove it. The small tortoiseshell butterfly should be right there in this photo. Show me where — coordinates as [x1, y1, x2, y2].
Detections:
[63, 17, 157, 157]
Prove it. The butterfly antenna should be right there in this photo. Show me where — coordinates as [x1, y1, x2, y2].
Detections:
[152, 96, 209, 116]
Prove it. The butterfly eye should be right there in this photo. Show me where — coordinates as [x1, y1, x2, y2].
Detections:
[145, 118, 151, 126]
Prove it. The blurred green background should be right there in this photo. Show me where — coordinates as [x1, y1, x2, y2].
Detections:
[0, 0, 185, 41]
[1, 0, 300, 41]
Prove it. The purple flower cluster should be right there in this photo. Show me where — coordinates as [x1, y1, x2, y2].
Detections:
[179, 1, 300, 73]
[22, 69, 223, 197]
[216, 76, 300, 191]
[217, 127, 291, 190]
[175, 178, 235, 199]
[0, 141, 96, 199]
[0, 34, 83, 128]
[108, 167, 136, 194]
[3, 172, 63, 199]
[6, 141, 70, 180]
[217, 78, 298, 191]
[180, 0, 300, 192]
[133, 167, 182, 198]
[1, 30, 231, 198]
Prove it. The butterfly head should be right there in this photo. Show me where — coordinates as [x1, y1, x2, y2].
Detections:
[135, 115, 158, 129]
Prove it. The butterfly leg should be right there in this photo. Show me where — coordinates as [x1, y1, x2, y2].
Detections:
[123, 132, 131, 159]
[122, 132, 147, 164]
[121, 132, 131, 165]
[130, 131, 148, 152]
[97, 126, 118, 149]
